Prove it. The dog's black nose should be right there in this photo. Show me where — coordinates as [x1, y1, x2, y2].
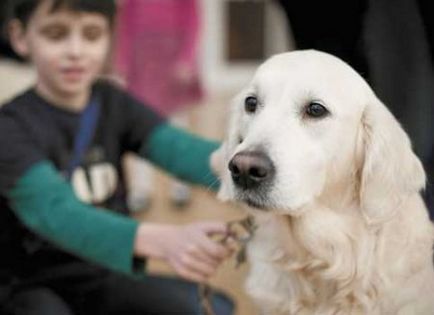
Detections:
[229, 151, 275, 189]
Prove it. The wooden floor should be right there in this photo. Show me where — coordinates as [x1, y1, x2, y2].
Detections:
[132, 94, 259, 315]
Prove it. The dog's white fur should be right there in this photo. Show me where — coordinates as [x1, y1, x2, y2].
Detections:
[217, 50, 434, 314]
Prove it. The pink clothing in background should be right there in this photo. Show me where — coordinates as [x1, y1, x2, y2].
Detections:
[114, 0, 204, 115]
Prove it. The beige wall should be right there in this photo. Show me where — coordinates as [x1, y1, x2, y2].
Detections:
[0, 59, 35, 105]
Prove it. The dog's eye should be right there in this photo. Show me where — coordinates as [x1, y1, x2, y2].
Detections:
[305, 102, 328, 118]
[244, 96, 258, 113]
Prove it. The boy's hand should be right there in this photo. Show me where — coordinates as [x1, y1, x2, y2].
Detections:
[134, 221, 232, 282]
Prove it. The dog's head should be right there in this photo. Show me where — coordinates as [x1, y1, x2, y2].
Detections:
[217, 50, 425, 223]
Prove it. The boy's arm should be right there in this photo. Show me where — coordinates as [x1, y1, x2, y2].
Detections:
[8, 161, 139, 274]
[139, 123, 220, 190]
[8, 160, 230, 280]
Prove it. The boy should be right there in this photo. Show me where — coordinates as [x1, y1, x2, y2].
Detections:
[0, 0, 234, 314]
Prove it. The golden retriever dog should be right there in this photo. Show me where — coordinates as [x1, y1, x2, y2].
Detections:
[215, 50, 434, 314]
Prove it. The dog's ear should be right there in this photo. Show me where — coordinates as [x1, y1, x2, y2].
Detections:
[359, 95, 426, 225]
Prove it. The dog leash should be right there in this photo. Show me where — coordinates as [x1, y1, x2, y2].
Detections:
[199, 215, 257, 315]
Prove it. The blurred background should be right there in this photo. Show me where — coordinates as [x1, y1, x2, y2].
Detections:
[0, 1, 432, 314]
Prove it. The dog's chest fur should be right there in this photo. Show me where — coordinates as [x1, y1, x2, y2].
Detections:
[244, 211, 377, 315]
[244, 209, 434, 315]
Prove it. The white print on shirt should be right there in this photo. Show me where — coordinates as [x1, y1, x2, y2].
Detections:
[71, 163, 118, 204]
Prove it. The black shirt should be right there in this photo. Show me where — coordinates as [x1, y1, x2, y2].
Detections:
[0, 81, 165, 274]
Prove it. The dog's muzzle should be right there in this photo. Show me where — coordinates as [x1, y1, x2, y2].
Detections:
[228, 150, 275, 190]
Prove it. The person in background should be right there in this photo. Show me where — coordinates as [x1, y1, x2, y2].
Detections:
[115, 0, 205, 211]
[0, 0, 234, 314]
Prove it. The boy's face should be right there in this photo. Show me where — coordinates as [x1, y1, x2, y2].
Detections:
[11, 0, 110, 105]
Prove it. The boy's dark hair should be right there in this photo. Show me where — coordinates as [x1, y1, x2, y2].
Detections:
[1, 1, 23, 60]
[9, 0, 116, 28]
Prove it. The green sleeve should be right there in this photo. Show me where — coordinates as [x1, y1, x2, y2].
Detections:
[8, 161, 139, 274]
[141, 123, 220, 191]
